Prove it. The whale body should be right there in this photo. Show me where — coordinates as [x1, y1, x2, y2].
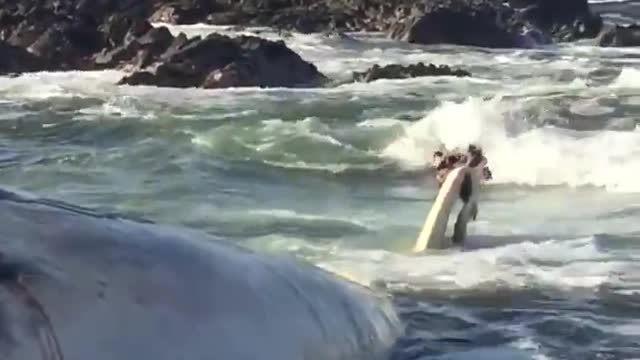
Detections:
[0, 188, 402, 360]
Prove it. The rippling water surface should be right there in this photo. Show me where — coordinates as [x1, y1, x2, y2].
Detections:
[1, 17, 640, 359]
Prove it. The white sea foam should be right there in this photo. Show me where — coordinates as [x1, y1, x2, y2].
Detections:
[155, 23, 580, 82]
[0, 70, 123, 100]
[611, 67, 640, 89]
[382, 96, 640, 192]
[316, 236, 631, 293]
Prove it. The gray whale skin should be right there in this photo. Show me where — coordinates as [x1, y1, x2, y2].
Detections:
[0, 187, 402, 360]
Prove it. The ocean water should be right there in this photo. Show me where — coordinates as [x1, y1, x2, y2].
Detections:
[1, 12, 640, 360]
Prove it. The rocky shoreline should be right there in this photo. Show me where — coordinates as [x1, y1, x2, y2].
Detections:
[0, 0, 636, 89]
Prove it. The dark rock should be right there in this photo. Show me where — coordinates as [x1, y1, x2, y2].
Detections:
[202, 62, 255, 88]
[74, 0, 151, 20]
[27, 26, 75, 67]
[172, 0, 601, 48]
[0, 0, 606, 65]
[0, 0, 604, 80]
[0, 40, 47, 74]
[352, 62, 471, 82]
[162, 32, 198, 59]
[101, 14, 136, 50]
[508, 0, 602, 41]
[203, 0, 394, 32]
[0, 1, 153, 72]
[118, 33, 327, 89]
[596, 23, 640, 47]
[136, 26, 174, 51]
[6, 21, 45, 48]
[94, 45, 138, 68]
[389, 2, 517, 48]
[123, 19, 154, 45]
[387, 0, 601, 48]
[118, 70, 159, 86]
[150, 0, 219, 24]
[205, 11, 246, 26]
[94, 23, 173, 69]
[27, 20, 102, 70]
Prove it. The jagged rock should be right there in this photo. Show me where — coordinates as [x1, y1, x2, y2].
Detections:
[596, 23, 640, 47]
[202, 0, 403, 32]
[0, 0, 607, 61]
[387, 0, 601, 48]
[352, 62, 471, 82]
[6, 21, 45, 48]
[0, 0, 606, 79]
[94, 24, 173, 69]
[149, 0, 219, 24]
[508, 0, 602, 41]
[0, 1, 144, 71]
[26, 20, 102, 70]
[202, 62, 255, 88]
[136, 0, 599, 48]
[205, 11, 246, 26]
[388, 2, 517, 48]
[118, 33, 327, 89]
[100, 14, 137, 50]
[0, 40, 48, 74]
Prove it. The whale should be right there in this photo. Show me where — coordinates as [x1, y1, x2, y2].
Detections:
[0, 187, 402, 360]
[413, 164, 482, 252]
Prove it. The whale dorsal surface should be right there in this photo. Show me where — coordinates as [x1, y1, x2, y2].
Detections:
[0, 188, 402, 360]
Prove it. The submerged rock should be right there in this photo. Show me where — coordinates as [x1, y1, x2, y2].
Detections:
[596, 23, 640, 47]
[352, 63, 471, 82]
[118, 33, 327, 89]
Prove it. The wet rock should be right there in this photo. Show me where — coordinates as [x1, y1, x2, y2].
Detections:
[507, 0, 602, 42]
[6, 21, 46, 48]
[202, 62, 255, 88]
[0, 0, 604, 79]
[0, 40, 47, 75]
[203, 0, 398, 32]
[596, 23, 640, 47]
[100, 14, 137, 50]
[513, 27, 552, 48]
[0, 0, 606, 70]
[352, 62, 471, 82]
[388, 2, 517, 48]
[387, 0, 601, 48]
[149, 0, 219, 24]
[27, 19, 102, 70]
[94, 20, 172, 69]
[118, 33, 327, 89]
[166, 0, 601, 48]
[205, 11, 246, 26]
[0, 1, 149, 72]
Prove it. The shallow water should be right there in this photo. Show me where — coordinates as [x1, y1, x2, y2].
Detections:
[1, 16, 640, 359]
